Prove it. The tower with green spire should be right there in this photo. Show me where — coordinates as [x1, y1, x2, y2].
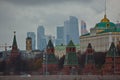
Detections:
[43, 39, 58, 74]
[9, 31, 20, 74]
[102, 42, 120, 75]
[10, 31, 19, 58]
[63, 40, 78, 75]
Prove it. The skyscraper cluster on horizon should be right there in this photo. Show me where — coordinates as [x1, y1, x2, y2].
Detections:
[26, 16, 81, 51]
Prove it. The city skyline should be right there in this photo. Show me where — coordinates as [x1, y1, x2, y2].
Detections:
[0, 0, 120, 50]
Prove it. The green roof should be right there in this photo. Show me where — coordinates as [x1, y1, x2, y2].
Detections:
[67, 40, 75, 47]
[47, 39, 54, 48]
[55, 45, 66, 51]
[12, 32, 17, 48]
[95, 22, 116, 29]
[107, 42, 117, 57]
[64, 52, 78, 65]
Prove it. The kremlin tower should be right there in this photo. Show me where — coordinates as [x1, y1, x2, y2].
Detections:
[82, 43, 96, 74]
[9, 31, 20, 74]
[42, 39, 58, 75]
[62, 40, 79, 75]
[10, 31, 20, 59]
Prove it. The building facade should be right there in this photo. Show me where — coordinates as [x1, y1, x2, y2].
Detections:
[27, 32, 36, 50]
[56, 26, 64, 46]
[80, 15, 120, 52]
[26, 37, 32, 52]
[81, 20, 88, 35]
[37, 26, 47, 51]
[64, 16, 80, 45]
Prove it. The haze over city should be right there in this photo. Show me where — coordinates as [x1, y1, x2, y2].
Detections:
[0, 0, 120, 50]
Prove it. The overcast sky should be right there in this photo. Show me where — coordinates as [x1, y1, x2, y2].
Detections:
[0, 0, 120, 50]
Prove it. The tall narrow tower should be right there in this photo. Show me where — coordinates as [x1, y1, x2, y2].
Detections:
[82, 43, 96, 74]
[10, 31, 20, 74]
[43, 39, 58, 74]
[102, 42, 120, 75]
[81, 20, 88, 35]
[63, 40, 78, 75]
[10, 31, 19, 58]
[26, 37, 32, 52]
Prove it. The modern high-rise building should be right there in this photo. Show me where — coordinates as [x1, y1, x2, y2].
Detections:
[56, 26, 64, 45]
[64, 16, 80, 45]
[81, 20, 88, 35]
[37, 26, 47, 51]
[27, 32, 36, 50]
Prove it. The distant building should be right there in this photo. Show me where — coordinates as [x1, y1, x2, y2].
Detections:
[27, 32, 36, 50]
[26, 37, 32, 52]
[56, 26, 64, 45]
[80, 14, 120, 52]
[64, 16, 80, 45]
[81, 20, 88, 35]
[37, 26, 47, 51]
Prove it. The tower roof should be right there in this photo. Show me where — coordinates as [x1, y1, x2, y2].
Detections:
[47, 39, 54, 48]
[107, 42, 117, 57]
[87, 43, 92, 49]
[95, 14, 116, 33]
[101, 14, 110, 22]
[67, 40, 75, 47]
[12, 31, 18, 48]
[26, 37, 32, 39]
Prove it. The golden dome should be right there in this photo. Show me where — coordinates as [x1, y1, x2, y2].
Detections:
[101, 14, 110, 22]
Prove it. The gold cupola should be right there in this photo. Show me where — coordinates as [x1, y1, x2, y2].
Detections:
[101, 14, 110, 22]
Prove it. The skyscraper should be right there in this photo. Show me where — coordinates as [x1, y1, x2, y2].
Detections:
[56, 26, 64, 45]
[27, 32, 36, 50]
[37, 26, 47, 51]
[64, 16, 80, 45]
[81, 20, 88, 35]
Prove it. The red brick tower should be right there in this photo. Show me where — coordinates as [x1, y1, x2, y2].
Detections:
[9, 31, 20, 74]
[82, 43, 96, 74]
[10, 31, 19, 58]
[42, 39, 58, 75]
[102, 42, 120, 75]
[62, 40, 79, 75]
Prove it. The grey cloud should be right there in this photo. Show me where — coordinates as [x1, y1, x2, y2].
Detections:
[1, 0, 94, 6]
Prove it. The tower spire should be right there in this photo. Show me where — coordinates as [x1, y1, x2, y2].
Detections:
[105, 0, 106, 15]
[12, 31, 18, 50]
[101, 0, 110, 22]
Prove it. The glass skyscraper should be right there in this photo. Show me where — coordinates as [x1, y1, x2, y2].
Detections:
[64, 16, 80, 45]
[27, 32, 36, 50]
[56, 26, 64, 45]
[37, 26, 47, 51]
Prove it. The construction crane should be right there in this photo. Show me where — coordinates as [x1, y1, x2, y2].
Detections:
[0, 43, 11, 51]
